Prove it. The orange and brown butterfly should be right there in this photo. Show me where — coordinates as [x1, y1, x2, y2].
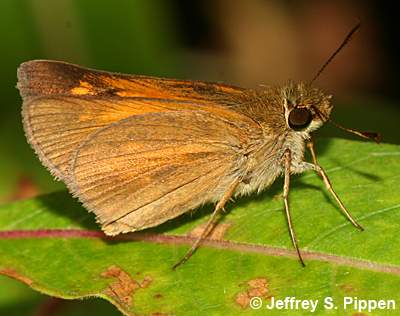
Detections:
[16, 59, 329, 262]
[17, 60, 266, 235]
[17, 24, 378, 268]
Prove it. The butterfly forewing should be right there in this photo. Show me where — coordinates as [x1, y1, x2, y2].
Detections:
[18, 60, 263, 235]
[18, 60, 248, 181]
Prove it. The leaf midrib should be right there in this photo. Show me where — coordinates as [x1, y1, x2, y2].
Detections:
[1, 228, 399, 276]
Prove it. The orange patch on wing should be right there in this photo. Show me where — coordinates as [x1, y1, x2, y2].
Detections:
[70, 81, 96, 95]
[115, 90, 143, 97]
[97, 75, 201, 100]
[95, 76, 140, 96]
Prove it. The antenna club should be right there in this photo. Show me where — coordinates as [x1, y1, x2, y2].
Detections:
[363, 132, 382, 144]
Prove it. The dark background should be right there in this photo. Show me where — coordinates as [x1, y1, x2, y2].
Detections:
[0, 1, 399, 314]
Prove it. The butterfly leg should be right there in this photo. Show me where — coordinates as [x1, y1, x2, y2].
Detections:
[282, 149, 305, 266]
[306, 137, 363, 230]
[172, 178, 240, 270]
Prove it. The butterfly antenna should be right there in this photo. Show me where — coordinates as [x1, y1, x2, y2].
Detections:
[328, 119, 381, 143]
[310, 21, 361, 85]
[313, 106, 381, 143]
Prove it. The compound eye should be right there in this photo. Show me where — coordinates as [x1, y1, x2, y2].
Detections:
[288, 108, 312, 130]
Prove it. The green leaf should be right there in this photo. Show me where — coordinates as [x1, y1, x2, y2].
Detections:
[1, 138, 399, 316]
[0, 275, 121, 316]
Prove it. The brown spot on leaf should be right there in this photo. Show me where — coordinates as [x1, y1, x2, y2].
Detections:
[150, 313, 168, 316]
[235, 278, 271, 309]
[141, 276, 153, 288]
[235, 293, 250, 309]
[154, 293, 163, 299]
[101, 265, 152, 307]
[339, 283, 356, 293]
[189, 223, 232, 240]
[0, 268, 33, 286]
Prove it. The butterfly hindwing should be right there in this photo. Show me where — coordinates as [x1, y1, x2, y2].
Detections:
[69, 110, 262, 235]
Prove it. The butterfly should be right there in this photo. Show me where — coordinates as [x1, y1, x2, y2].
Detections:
[18, 23, 378, 268]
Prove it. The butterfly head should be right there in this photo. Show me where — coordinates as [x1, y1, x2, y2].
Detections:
[282, 81, 332, 134]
